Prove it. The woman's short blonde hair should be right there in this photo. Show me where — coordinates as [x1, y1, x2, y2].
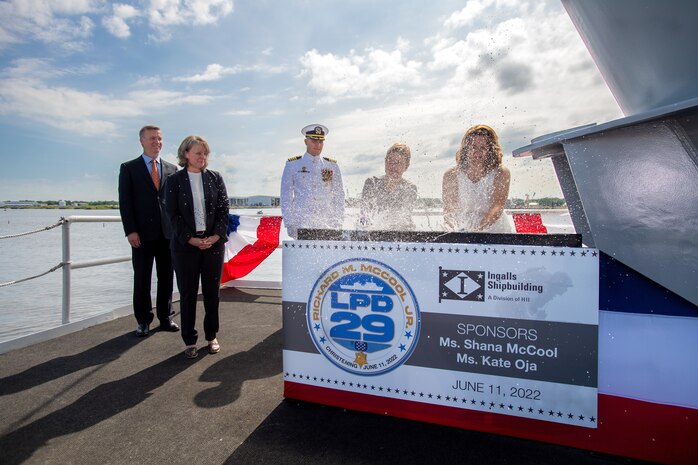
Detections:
[386, 143, 411, 167]
[456, 124, 503, 171]
[176, 135, 210, 168]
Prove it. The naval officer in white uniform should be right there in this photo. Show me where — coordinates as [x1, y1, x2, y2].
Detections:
[280, 124, 345, 238]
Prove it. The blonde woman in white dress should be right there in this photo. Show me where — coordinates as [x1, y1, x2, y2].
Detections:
[442, 125, 513, 232]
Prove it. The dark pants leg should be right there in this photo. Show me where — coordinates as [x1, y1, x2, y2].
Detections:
[201, 246, 225, 342]
[132, 237, 174, 326]
[131, 241, 156, 325]
[153, 237, 174, 324]
[173, 250, 202, 346]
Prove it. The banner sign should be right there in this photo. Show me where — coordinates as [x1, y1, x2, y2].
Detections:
[282, 240, 599, 428]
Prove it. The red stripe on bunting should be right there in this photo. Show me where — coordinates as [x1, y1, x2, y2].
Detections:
[284, 381, 698, 465]
[221, 216, 282, 283]
[512, 213, 548, 234]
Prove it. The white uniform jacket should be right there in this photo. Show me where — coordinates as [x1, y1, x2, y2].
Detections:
[280, 152, 345, 238]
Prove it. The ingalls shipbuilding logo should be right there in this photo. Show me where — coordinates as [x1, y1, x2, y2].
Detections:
[439, 267, 545, 303]
[307, 258, 420, 376]
[439, 267, 485, 302]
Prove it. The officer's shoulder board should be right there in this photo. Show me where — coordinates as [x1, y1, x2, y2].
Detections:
[322, 156, 337, 163]
[287, 155, 302, 162]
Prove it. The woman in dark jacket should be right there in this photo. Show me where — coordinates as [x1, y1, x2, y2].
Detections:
[165, 135, 229, 359]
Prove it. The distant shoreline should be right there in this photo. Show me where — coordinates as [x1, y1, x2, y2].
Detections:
[1, 205, 119, 210]
[0, 205, 273, 210]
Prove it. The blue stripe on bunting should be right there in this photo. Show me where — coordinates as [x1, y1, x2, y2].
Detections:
[227, 214, 240, 235]
[599, 252, 697, 318]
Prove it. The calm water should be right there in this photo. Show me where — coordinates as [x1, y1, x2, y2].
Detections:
[0, 208, 282, 344]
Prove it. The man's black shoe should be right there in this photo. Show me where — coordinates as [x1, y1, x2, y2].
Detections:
[136, 323, 150, 337]
[159, 321, 180, 332]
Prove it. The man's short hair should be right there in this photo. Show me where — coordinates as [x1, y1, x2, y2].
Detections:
[139, 125, 161, 139]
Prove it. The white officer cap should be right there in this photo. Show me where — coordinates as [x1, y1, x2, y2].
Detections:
[301, 124, 329, 140]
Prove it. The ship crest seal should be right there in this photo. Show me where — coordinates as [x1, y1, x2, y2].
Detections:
[307, 258, 420, 376]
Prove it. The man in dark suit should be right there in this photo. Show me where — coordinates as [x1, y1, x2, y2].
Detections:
[118, 125, 180, 336]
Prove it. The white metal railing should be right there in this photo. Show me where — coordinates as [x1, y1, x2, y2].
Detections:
[60, 216, 131, 324]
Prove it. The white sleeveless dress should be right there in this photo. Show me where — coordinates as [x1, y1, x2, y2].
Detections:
[454, 170, 514, 233]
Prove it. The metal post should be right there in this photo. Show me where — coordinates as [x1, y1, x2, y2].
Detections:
[61, 217, 71, 324]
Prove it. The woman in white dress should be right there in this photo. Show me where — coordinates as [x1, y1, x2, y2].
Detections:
[442, 125, 513, 233]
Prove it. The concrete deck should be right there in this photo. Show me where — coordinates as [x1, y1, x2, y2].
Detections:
[0, 288, 652, 465]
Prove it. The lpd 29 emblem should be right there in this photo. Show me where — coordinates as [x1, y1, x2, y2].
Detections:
[307, 258, 420, 376]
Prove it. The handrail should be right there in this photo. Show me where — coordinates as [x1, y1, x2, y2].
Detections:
[0, 218, 63, 239]
[61, 216, 130, 324]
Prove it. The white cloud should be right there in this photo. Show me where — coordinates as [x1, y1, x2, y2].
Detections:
[0, 0, 236, 47]
[173, 63, 287, 83]
[11, 0, 98, 20]
[143, 1, 236, 41]
[174, 63, 230, 82]
[5, 58, 65, 79]
[0, 25, 20, 47]
[0, 60, 215, 136]
[430, 17, 529, 74]
[5, 58, 107, 81]
[0, 0, 99, 49]
[444, 0, 521, 29]
[127, 89, 214, 106]
[444, 0, 494, 29]
[102, 3, 140, 39]
[225, 109, 254, 116]
[213, 149, 285, 199]
[132, 75, 162, 87]
[0, 77, 140, 135]
[299, 47, 423, 103]
[147, 0, 234, 29]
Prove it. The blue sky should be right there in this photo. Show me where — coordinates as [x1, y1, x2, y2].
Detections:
[0, 0, 621, 201]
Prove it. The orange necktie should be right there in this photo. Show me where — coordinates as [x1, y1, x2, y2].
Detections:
[151, 159, 160, 190]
